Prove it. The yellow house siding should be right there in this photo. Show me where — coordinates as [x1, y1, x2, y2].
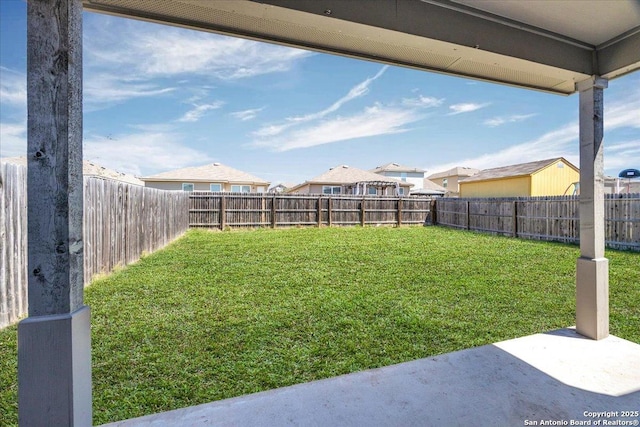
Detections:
[460, 176, 531, 197]
[530, 161, 580, 196]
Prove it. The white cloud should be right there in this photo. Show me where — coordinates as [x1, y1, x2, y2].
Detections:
[83, 73, 175, 108]
[428, 92, 640, 175]
[448, 102, 490, 115]
[0, 121, 27, 158]
[0, 67, 26, 108]
[253, 65, 389, 137]
[84, 132, 214, 176]
[253, 104, 421, 151]
[230, 107, 265, 121]
[484, 113, 537, 127]
[84, 15, 311, 81]
[402, 95, 444, 108]
[177, 101, 224, 123]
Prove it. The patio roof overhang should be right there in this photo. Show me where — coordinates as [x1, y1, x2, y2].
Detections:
[83, 0, 640, 94]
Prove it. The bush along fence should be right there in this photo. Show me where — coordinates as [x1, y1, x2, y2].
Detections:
[189, 192, 433, 228]
[0, 163, 190, 329]
[432, 194, 640, 251]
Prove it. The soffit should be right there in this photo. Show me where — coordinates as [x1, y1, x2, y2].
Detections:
[83, 0, 640, 95]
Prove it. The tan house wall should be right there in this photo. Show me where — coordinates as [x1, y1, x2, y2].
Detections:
[290, 183, 411, 195]
[431, 175, 467, 193]
[144, 181, 266, 192]
[460, 176, 531, 197]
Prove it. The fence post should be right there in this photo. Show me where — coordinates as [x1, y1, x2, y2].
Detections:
[397, 197, 403, 226]
[361, 197, 366, 227]
[512, 201, 518, 237]
[328, 197, 333, 227]
[431, 199, 438, 225]
[220, 195, 226, 230]
[317, 196, 322, 227]
[271, 195, 277, 229]
[466, 200, 471, 230]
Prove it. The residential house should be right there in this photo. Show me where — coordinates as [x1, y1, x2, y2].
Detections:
[268, 182, 295, 193]
[427, 166, 480, 197]
[141, 162, 270, 192]
[605, 176, 640, 194]
[410, 178, 447, 196]
[0, 156, 144, 186]
[370, 163, 426, 190]
[287, 165, 413, 196]
[459, 157, 580, 198]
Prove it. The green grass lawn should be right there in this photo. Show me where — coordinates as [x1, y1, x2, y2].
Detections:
[1, 226, 638, 425]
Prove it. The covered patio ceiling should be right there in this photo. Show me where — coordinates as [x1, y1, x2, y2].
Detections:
[83, 0, 640, 94]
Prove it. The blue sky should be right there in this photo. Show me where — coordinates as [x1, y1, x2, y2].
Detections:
[1, 0, 639, 186]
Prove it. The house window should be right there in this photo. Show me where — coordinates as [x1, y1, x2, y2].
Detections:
[368, 187, 378, 195]
[322, 186, 341, 195]
[231, 185, 251, 193]
[442, 178, 448, 188]
[400, 172, 407, 182]
[182, 183, 194, 192]
[210, 183, 222, 192]
[398, 187, 405, 196]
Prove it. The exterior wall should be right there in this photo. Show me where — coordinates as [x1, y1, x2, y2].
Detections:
[377, 171, 424, 189]
[289, 183, 411, 195]
[431, 175, 467, 193]
[144, 181, 266, 192]
[460, 176, 530, 197]
[530, 161, 580, 196]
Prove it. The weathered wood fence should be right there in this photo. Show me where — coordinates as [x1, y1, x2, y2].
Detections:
[189, 193, 433, 228]
[84, 178, 191, 284]
[0, 163, 190, 328]
[433, 194, 640, 251]
[0, 163, 27, 330]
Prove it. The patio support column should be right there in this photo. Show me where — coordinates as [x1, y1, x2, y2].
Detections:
[18, 0, 91, 425]
[575, 76, 608, 341]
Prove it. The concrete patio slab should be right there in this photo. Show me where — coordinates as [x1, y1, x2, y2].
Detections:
[102, 328, 640, 427]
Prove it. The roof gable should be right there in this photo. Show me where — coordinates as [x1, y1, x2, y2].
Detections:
[141, 162, 270, 185]
[427, 167, 480, 179]
[370, 163, 426, 173]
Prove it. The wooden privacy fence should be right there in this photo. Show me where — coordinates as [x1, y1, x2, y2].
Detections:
[0, 163, 28, 330]
[84, 178, 191, 284]
[0, 163, 190, 329]
[189, 193, 433, 228]
[433, 194, 640, 251]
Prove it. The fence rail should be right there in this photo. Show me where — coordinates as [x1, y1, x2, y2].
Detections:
[1, 163, 190, 329]
[189, 193, 432, 228]
[433, 194, 640, 251]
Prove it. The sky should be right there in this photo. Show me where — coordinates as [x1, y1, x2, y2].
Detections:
[1, 0, 639, 187]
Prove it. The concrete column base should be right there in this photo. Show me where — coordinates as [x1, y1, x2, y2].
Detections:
[18, 306, 92, 426]
[576, 257, 609, 340]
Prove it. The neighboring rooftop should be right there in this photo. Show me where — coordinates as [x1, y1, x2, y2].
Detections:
[370, 163, 426, 174]
[0, 156, 144, 186]
[461, 158, 578, 183]
[141, 162, 270, 185]
[427, 167, 480, 179]
[411, 178, 447, 195]
[304, 165, 413, 186]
